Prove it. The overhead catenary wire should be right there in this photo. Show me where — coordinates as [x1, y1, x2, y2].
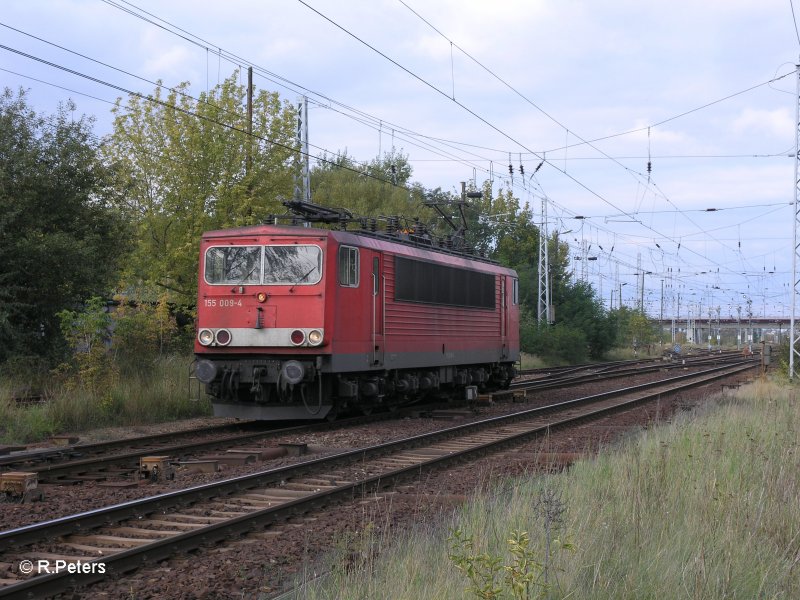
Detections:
[4, 2, 792, 315]
[0, 42, 410, 193]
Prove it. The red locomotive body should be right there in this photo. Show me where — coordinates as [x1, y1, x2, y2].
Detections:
[194, 223, 520, 419]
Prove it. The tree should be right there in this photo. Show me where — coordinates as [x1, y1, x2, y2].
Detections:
[611, 306, 656, 354]
[311, 149, 432, 225]
[0, 88, 128, 362]
[545, 278, 617, 359]
[104, 72, 297, 302]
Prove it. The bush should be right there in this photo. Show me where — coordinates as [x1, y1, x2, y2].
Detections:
[57, 296, 118, 395]
[522, 322, 588, 364]
[112, 294, 188, 375]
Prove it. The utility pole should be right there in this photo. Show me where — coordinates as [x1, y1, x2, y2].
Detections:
[246, 66, 253, 174]
[660, 279, 664, 349]
[791, 56, 800, 378]
[636, 253, 643, 311]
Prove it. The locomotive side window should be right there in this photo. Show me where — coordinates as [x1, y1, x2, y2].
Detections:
[512, 278, 519, 305]
[394, 257, 495, 309]
[338, 246, 359, 287]
[263, 245, 322, 285]
[205, 246, 262, 284]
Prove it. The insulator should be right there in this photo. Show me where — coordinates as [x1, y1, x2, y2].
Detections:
[647, 161, 652, 174]
[508, 163, 513, 175]
[519, 164, 525, 175]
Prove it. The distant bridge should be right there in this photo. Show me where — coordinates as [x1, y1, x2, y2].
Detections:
[655, 317, 789, 347]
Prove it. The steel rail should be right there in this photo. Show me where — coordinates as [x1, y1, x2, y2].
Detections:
[0, 421, 259, 468]
[3, 354, 737, 477]
[510, 353, 752, 393]
[0, 360, 756, 599]
[0, 409, 426, 480]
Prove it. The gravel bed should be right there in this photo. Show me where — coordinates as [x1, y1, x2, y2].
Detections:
[1, 365, 753, 598]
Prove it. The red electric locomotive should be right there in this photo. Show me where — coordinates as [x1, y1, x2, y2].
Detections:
[193, 205, 520, 420]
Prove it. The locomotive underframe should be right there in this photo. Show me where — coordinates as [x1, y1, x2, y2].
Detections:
[197, 352, 516, 420]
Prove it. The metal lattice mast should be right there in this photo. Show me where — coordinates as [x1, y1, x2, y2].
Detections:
[636, 252, 643, 311]
[294, 96, 311, 203]
[580, 239, 589, 282]
[791, 60, 800, 379]
[537, 197, 551, 324]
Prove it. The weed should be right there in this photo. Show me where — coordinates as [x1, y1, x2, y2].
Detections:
[448, 526, 552, 599]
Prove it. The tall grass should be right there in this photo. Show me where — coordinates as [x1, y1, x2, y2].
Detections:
[0, 355, 210, 444]
[297, 379, 800, 599]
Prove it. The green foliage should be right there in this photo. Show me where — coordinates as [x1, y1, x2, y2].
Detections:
[0, 355, 208, 443]
[104, 72, 297, 302]
[448, 527, 504, 599]
[553, 280, 617, 359]
[311, 150, 434, 226]
[57, 297, 118, 396]
[448, 527, 547, 599]
[0, 402, 59, 444]
[611, 306, 657, 353]
[0, 88, 128, 362]
[522, 320, 589, 364]
[112, 294, 186, 375]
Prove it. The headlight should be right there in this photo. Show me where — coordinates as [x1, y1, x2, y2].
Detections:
[281, 360, 305, 385]
[198, 329, 214, 346]
[290, 329, 305, 346]
[195, 360, 218, 384]
[215, 329, 232, 346]
[308, 329, 323, 346]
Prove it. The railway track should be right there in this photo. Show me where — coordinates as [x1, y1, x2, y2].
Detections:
[1, 353, 748, 483]
[0, 359, 756, 599]
[0, 421, 261, 470]
[509, 350, 747, 394]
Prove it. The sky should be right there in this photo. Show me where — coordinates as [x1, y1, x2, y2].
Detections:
[2, 0, 799, 323]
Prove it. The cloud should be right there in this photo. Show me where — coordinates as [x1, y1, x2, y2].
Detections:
[731, 107, 793, 138]
[139, 32, 194, 81]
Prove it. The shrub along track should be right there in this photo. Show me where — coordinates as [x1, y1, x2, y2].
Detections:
[0, 359, 757, 599]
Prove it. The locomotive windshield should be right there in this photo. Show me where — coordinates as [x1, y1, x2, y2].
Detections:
[205, 246, 262, 284]
[204, 244, 322, 285]
[263, 245, 322, 285]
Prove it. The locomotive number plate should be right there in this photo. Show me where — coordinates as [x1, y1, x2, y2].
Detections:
[204, 299, 243, 307]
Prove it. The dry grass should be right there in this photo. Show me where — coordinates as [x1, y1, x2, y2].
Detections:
[297, 378, 800, 599]
[0, 355, 210, 443]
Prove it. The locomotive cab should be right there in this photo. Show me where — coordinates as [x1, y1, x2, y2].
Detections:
[194, 227, 335, 419]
